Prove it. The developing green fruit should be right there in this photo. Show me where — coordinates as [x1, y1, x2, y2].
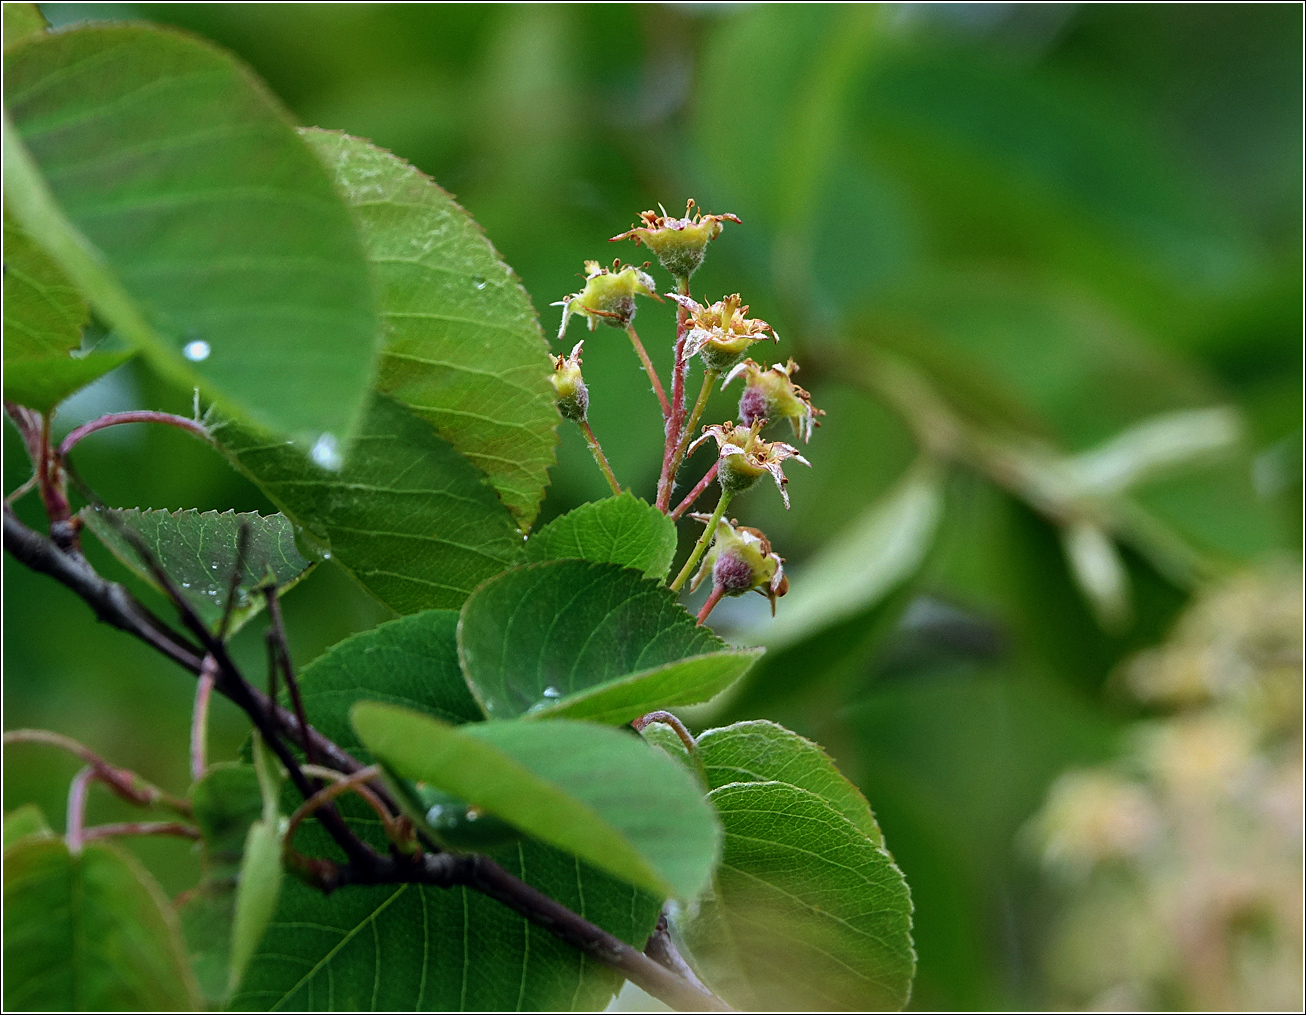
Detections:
[610, 199, 740, 283]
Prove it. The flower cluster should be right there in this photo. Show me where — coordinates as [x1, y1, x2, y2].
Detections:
[547, 200, 825, 624]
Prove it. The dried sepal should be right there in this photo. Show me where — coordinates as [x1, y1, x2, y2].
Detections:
[689, 419, 810, 508]
[666, 293, 778, 373]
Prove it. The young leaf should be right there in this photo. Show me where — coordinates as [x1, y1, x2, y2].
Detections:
[697, 719, 884, 846]
[80, 507, 315, 635]
[227, 819, 283, 996]
[180, 763, 265, 1006]
[3, 837, 199, 1010]
[353, 702, 720, 901]
[680, 781, 916, 1012]
[2, 803, 52, 848]
[236, 631, 662, 1011]
[296, 610, 484, 740]
[523, 492, 678, 579]
[458, 559, 761, 723]
[215, 393, 521, 614]
[4, 24, 381, 444]
[302, 128, 559, 530]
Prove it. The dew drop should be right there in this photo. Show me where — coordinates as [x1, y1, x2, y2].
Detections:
[472, 274, 487, 291]
[426, 804, 446, 825]
[542, 686, 562, 699]
[310, 433, 342, 471]
[183, 339, 211, 362]
[181, 582, 191, 589]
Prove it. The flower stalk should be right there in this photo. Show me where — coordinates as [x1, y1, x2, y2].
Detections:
[669, 491, 732, 592]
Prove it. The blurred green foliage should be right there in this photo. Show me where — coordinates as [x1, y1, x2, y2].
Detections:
[6, 3, 1299, 1009]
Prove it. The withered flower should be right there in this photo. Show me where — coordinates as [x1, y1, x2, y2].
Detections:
[611, 199, 740, 281]
[553, 260, 658, 338]
[689, 419, 810, 508]
[723, 358, 824, 443]
[689, 514, 789, 615]
[666, 293, 777, 373]
[549, 341, 588, 422]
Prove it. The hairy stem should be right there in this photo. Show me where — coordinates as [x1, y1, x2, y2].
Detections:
[696, 585, 726, 625]
[656, 280, 693, 512]
[65, 767, 94, 853]
[57, 410, 211, 460]
[670, 491, 730, 593]
[631, 711, 697, 752]
[579, 420, 623, 496]
[670, 462, 718, 521]
[627, 324, 670, 417]
[665, 368, 718, 490]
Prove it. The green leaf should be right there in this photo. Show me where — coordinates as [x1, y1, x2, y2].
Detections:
[3, 213, 87, 359]
[2, 803, 51, 848]
[523, 492, 678, 579]
[2, 3, 46, 48]
[236, 625, 662, 1011]
[3, 24, 380, 443]
[680, 781, 915, 1012]
[458, 559, 760, 724]
[353, 702, 721, 901]
[297, 610, 484, 739]
[228, 819, 283, 996]
[3, 837, 199, 1010]
[180, 763, 265, 1006]
[216, 392, 521, 614]
[2, 352, 134, 414]
[697, 719, 884, 847]
[80, 507, 315, 635]
[2, 211, 132, 411]
[302, 129, 559, 529]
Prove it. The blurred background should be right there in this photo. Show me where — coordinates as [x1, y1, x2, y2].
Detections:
[5, 4, 1301, 1010]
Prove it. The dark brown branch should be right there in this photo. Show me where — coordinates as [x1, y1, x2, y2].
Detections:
[3, 507, 728, 1011]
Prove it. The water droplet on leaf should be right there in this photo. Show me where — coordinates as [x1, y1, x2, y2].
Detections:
[310, 433, 343, 471]
[542, 686, 562, 699]
[182, 339, 210, 362]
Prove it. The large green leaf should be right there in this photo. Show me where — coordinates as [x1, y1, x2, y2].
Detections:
[2, 212, 132, 411]
[458, 559, 760, 724]
[3, 836, 199, 1010]
[3, 24, 380, 443]
[215, 392, 521, 614]
[80, 507, 314, 634]
[296, 610, 484, 738]
[696, 719, 884, 846]
[2, 803, 52, 848]
[235, 630, 662, 1011]
[522, 492, 678, 579]
[353, 702, 720, 902]
[680, 781, 915, 1012]
[302, 129, 558, 529]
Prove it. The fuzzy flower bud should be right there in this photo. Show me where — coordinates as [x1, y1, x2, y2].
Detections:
[550, 341, 589, 422]
[666, 293, 778, 373]
[723, 357, 825, 443]
[553, 260, 658, 338]
[689, 419, 810, 508]
[689, 514, 789, 614]
[610, 200, 741, 282]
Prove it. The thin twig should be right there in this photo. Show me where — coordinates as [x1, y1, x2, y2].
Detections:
[4, 728, 192, 815]
[579, 420, 623, 496]
[284, 765, 395, 857]
[5, 474, 39, 506]
[656, 282, 693, 512]
[215, 521, 251, 641]
[631, 711, 698, 753]
[82, 821, 202, 842]
[627, 323, 671, 417]
[263, 585, 316, 768]
[57, 410, 211, 460]
[671, 462, 719, 521]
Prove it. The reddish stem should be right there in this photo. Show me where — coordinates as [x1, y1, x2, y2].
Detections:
[82, 821, 202, 842]
[58, 411, 210, 460]
[696, 586, 726, 625]
[631, 711, 697, 752]
[656, 287, 692, 511]
[627, 324, 670, 418]
[670, 462, 719, 521]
